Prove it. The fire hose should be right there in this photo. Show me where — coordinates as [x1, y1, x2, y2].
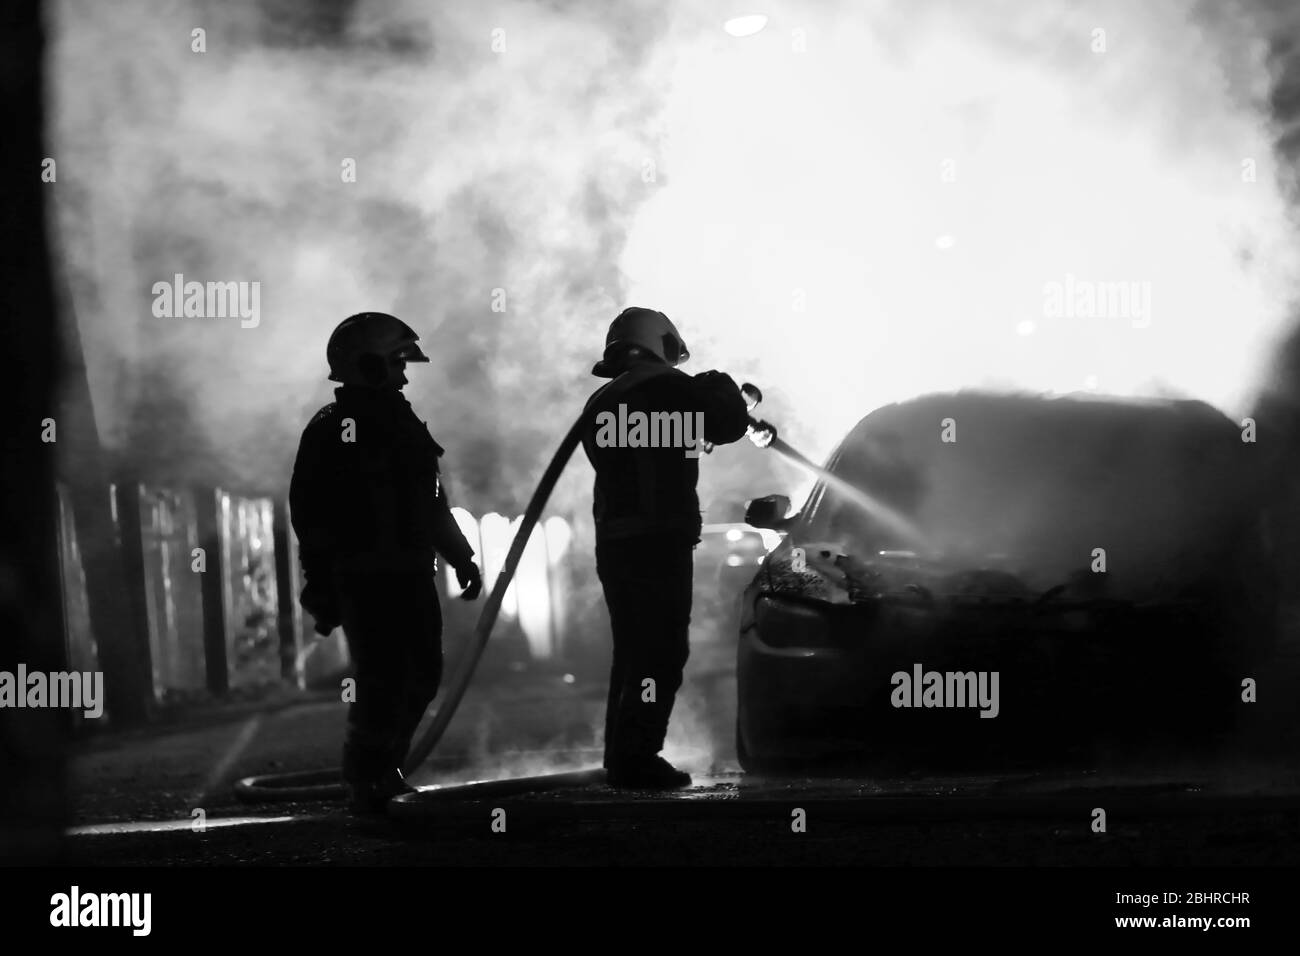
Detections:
[235, 376, 783, 805]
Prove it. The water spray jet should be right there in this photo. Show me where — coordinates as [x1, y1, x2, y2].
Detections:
[732, 384, 931, 552]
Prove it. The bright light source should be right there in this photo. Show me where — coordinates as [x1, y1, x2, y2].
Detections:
[563, 673, 575, 684]
[723, 14, 768, 37]
[726, 555, 745, 567]
[625, 7, 1289, 430]
[725, 528, 744, 542]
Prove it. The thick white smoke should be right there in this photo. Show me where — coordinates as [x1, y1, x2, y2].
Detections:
[48, 0, 1300, 513]
[48, 0, 668, 512]
[629, 0, 1300, 512]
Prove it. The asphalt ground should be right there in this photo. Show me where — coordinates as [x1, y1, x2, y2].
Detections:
[52, 644, 1300, 866]
[56, 770, 1300, 865]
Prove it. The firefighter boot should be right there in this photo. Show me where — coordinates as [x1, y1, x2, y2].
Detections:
[606, 754, 692, 790]
[347, 768, 417, 814]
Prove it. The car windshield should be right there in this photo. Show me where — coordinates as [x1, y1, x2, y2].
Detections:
[804, 437, 925, 556]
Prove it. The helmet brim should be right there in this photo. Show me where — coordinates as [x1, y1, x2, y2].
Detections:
[394, 342, 430, 363]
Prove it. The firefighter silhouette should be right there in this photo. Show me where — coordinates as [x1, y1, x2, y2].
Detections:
[290, 313, 482, 812]
[583, 308, 750, 788]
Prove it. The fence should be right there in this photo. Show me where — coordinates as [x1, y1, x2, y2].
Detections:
[52, 479, 582, 726]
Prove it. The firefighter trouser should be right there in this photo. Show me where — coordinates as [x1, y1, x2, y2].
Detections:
[335, 569, 442, 784]
[596, 536, 694, 766]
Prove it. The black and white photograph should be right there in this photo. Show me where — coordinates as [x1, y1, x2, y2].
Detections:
[2, 0, 1298, 936]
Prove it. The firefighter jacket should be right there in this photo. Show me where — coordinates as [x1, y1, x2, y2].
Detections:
[289, 385, 476, 582]
[581, 363, 751, 545]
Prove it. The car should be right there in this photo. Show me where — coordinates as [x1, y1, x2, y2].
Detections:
[734, 391, 1278, 773]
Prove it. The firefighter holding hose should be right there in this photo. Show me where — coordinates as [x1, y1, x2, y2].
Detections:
[583, 308, 751, 788]
[289, 312, 483, 813]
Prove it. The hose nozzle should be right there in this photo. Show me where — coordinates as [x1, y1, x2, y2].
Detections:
[747, 419, 777, 448]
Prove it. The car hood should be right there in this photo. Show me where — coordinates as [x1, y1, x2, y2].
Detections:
[760, 542, 1039, 607]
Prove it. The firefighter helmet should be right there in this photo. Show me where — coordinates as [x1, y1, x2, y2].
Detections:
[326, 312, 430, 385]
[592, 307, 690, 378]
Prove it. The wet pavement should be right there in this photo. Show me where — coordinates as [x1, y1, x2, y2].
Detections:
[56, 771, 1300, 865]
[58, 753, 1300, 865]
[52, 632, 1300, 866]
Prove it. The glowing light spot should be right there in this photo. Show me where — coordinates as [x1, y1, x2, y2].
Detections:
[723, 15, 768, 37]
[725, 528, 744, 542]
[69, 815, 299, 836]
[726, 555, 745, 567]
[562, 673, 575, 684]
